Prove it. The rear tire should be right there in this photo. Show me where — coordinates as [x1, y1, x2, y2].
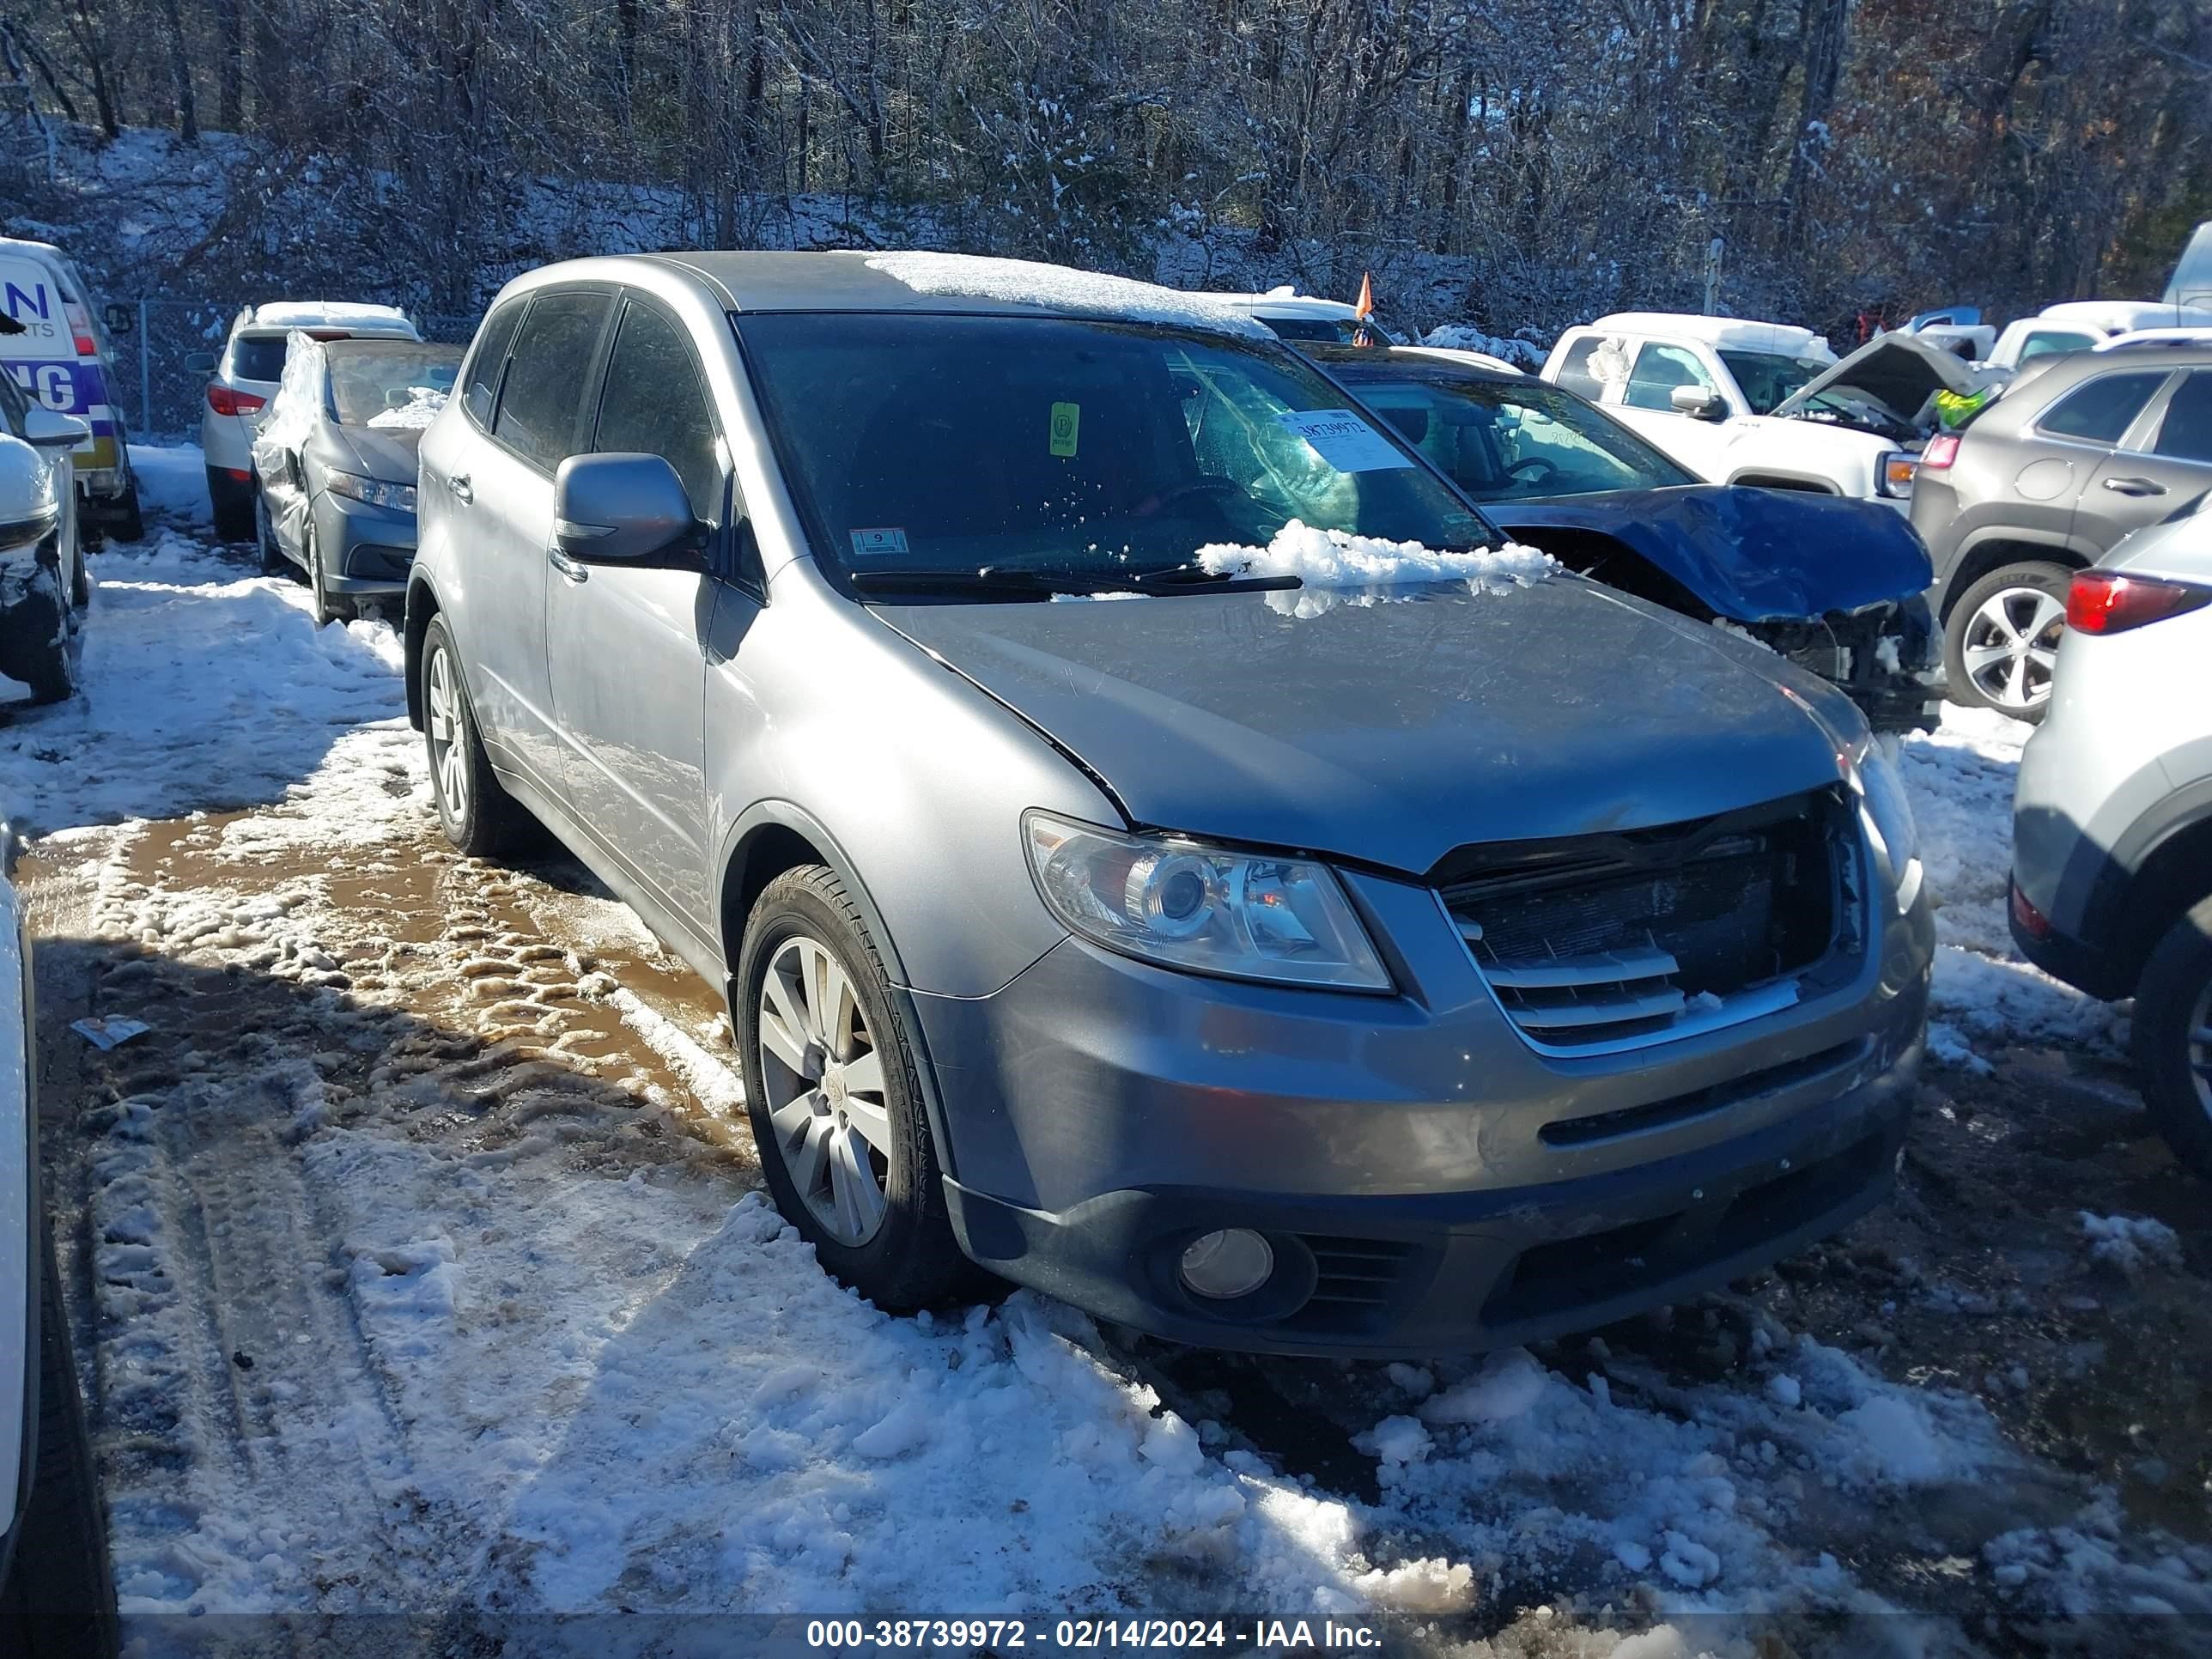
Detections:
[0, 1228, 121, 1658]
[420, 616, 532, 858]
[106, 474, 143, 544]
[736, 865, 976, 1311]
[20, 574, 77, 705]
[207, 466, 253, 543]
[2135, 896, 2212, 1181]
[1942, 561, 2070, 722]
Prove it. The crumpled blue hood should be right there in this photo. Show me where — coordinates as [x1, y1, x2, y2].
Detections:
[1483, 485, 1934, 623]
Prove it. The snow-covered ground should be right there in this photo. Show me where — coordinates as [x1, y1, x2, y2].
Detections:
[19, 453, 2209, 1655]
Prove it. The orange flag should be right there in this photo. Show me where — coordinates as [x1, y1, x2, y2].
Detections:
[1354, 271, 1375, 320]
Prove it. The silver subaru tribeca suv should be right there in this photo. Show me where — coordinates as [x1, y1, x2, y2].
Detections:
[404, 252, 1932, 1357]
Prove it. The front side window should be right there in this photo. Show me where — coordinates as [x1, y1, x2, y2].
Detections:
[494, 291, 612, 470]
[592, 301, 724, 524]
[2152, 370, 2212, 464]
[1717, 349, 1826, 415]
[734, 313, 1492, 587]
[2039, 372, 2167, 445]
[1624, 343, 1717, 412]
[461, 301, 526, 427]
[1346, 372, 1695, 501]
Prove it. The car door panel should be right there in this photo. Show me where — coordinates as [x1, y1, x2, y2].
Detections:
[2075, 370, 2211, 553]
[544, 295, 725, 933]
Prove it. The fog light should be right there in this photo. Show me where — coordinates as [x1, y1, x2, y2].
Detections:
[1179, 1229, 1274, 1299]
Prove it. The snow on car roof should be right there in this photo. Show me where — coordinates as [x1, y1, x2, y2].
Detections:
[2035, 300, 2212, 333]
[245, 301, 420, 338]
[861, 253, 1273, 339]
[1587, 312, 1835, 360]
[1210, 291, 1364, 320]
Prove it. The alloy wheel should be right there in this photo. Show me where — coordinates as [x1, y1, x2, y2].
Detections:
[1960, 586, 2064, 714]
[757, 933, 892, 1246]
[2190, 977, 2212, 1126]
[425, 645, 471, 827]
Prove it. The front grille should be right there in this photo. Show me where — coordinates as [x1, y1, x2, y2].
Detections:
[1440, 790, 1853, 1048]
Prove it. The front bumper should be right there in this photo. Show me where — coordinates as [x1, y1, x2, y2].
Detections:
[312, 491, 417, 600]
[917, 866, 1933, 1358]
[1747, 597, 1942, 736]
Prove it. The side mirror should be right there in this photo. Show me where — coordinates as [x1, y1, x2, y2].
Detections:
[102, 302, 136, 337]
[1669, 385, 1728, 420]
[21, 406, 91, 449]
[553, 453, 702, 566]
[184, 350, 218, 375]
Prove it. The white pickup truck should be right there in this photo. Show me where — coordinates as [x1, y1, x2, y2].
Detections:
[1540, 312, 1982, 509]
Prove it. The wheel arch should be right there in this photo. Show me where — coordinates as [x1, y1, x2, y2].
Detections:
[2104, 793, 2212, 993]
[1938, 537, 2089, 623]
[401, 574, 442, 732]
[1723, 469, 1842, 495]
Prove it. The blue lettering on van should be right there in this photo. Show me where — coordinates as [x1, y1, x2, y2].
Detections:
[3, 282, 51, 321]
[3, 356, 106, 416]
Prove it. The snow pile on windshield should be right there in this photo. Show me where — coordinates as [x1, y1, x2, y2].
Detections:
[1195, 520, 1555, 617]
[253, 329, 326, 457]
[865, 253, 1274, 340]
[368, 387, 449, 430]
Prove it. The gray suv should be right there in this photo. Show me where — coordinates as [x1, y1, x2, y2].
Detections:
[1911, 342, 2212, 720]
[404, 252, 1931, 1357]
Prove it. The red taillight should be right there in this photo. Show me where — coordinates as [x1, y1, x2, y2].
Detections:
[2064, 568, 2212, 635]
[1920, 434, 1960, 470]
[64, 301, 97, 357]
[2010, 879, 2051, 941]
[206, 385, 267, 417]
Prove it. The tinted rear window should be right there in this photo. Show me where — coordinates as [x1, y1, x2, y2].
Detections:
[2039, 372, 2167, 444]
[228, 336, 289, 384]
[2153, 370, 2212, 465]
[1553, 338, 1604, 398]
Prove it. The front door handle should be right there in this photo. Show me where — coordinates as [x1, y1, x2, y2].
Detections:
[447, 473, 473, 502]
[548, 547, 589, 584]
[2101, 476, 2166, 496]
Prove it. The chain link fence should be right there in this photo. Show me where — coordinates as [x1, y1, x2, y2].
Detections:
[104, 300, 481, 440]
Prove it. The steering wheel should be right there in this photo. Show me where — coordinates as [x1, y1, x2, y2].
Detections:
[1135, 477, 1249, 517]
[1503, 456, 1562, 488]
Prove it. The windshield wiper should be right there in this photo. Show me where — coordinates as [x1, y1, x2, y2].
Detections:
[1112, 562, 1299, 591]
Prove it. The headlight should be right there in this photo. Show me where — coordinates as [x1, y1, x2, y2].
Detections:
[324, 471, 417, 513]
[1023, 811, 1391, 991]
[1875, 451, 1917, 499]
[1851, 737, 1921, 910]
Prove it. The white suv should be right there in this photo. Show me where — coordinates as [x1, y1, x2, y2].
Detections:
[190, 302, 420, 539]
[1540, 312, 1979, 509]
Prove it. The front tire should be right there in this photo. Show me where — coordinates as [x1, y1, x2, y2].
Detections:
[736, 866, 975, 1310]
[1943, 561, 2070, 722]
[2135, 896, 2212, 1180]
[0, 1229, 121, 1657]
[421, 616, 531, 858]
[305, 524, 349, 629]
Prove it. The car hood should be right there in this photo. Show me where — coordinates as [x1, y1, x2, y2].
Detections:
[321, 422, 426, 483]
[1772, 331, 1980, 424]
[877, 580, 1855, 874]
[1485, 485, 1934, 622]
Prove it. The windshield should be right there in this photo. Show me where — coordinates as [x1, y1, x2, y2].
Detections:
[326, 343, 463, 426]
[1334, 368, 1696, 500]
[735, 313, 1492, 587]
[1718, 349, 1827, 415]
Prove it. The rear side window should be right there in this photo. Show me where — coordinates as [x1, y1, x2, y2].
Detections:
[1553, 337, 1604, 398]
[461, 300, 526, 428]
[493, 291, 612, 470]
[227, 335, 289, 384]
[1625, 343, 1716, 410]
[2152, 370, 2212, 464]
[2039, 372, 2166, 444]
[2018, 330, 2095, 363]
[592, 301, 724, 524]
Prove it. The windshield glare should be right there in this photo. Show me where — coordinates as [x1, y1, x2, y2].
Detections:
[733, 313, 1490, 586]
[327, 344, 462, 426]
[1340, 370, 1695, 500]
[1718, 349, 1827, 415]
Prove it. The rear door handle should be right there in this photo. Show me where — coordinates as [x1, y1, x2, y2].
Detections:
[2101, 476, 2166, 495]
[548, 548, 589, 584]
[447, 474, 473, 502]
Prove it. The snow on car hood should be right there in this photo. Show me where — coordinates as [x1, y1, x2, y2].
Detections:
[1484, 485, 1934, 622]
[1771, 331, 1981, 426]
[876, 579, 1855, 874]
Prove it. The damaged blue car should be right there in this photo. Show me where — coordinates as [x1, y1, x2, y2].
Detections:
[1312, 344, 1942, 734]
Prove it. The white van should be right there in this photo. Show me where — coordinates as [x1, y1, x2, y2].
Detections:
[0, 239, 141, 539]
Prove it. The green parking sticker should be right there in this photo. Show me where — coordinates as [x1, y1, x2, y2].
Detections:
[1049, 401, 1081, 458]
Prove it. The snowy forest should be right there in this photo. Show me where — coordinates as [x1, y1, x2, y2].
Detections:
[0, 0, 2207, 336]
